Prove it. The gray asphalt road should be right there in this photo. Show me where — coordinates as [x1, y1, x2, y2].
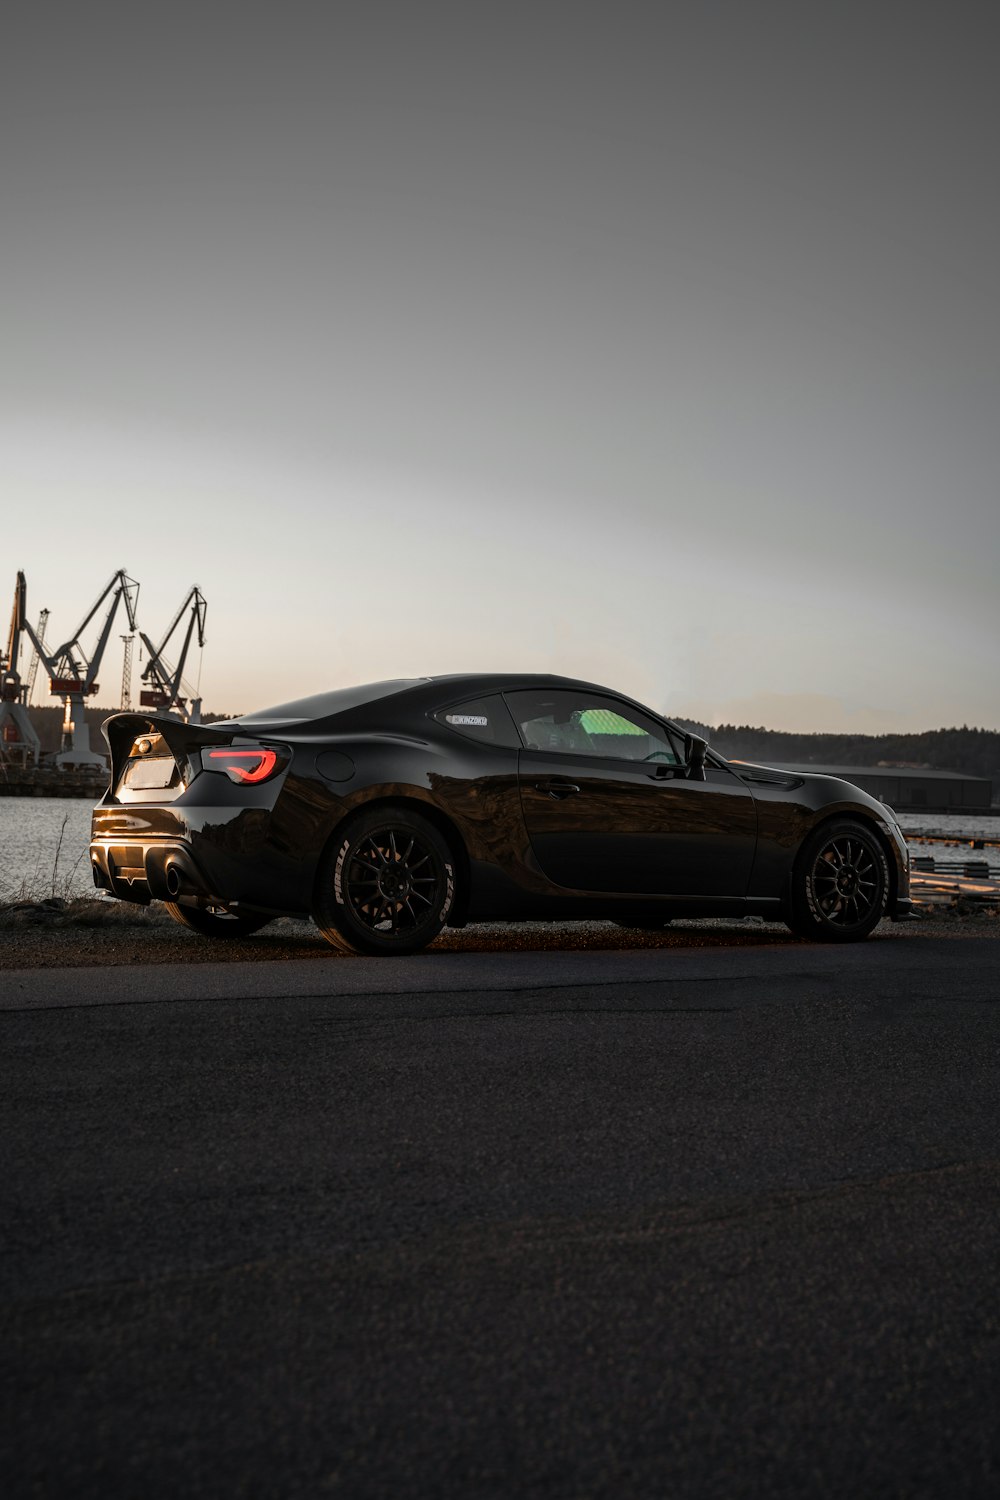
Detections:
[3, 937, 999, 1498]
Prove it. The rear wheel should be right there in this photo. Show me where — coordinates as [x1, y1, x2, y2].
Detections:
[164, 902, 272, 938]
[313, 808, 456, 956]
[787, 819, 889, 942]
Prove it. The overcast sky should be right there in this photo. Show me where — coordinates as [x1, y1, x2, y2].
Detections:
[2, 2, 997, 731]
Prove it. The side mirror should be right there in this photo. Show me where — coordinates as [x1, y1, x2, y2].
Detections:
[684, 733, 708, 781]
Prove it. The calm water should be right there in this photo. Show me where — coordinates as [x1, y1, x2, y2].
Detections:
[0, 795, 996, 904]
[0, 799, 99, 901]
[895, 812, 999, 840]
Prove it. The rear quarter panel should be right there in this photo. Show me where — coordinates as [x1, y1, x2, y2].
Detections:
[272, 731, 529, 906]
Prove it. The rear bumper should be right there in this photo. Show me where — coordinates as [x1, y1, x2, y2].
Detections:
[90, 839, 212, 906]
[90, 800, 314, 915]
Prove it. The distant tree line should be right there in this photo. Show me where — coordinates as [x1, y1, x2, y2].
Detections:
[674, 721, 1000, 789]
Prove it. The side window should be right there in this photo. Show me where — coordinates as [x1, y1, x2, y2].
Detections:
[505, 690, 681, 763]
[433, 695, 521, 748]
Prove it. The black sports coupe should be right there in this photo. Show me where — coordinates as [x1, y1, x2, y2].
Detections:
[90, 673, 912, 953]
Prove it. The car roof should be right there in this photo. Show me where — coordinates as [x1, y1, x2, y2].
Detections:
[426, 672, 612, 694]
[422, 673, 673, 712]
[236, 673, 668, 729]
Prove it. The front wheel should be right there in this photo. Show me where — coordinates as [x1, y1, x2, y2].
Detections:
[164, 902, 272, 938]
[313, 808, 456, 956]
[787, 819, 889, 942]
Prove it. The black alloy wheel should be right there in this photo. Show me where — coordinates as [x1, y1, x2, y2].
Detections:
[788, 819, 889, 942]
[164, 901, 272, 938]
[313, 807, 456, 956]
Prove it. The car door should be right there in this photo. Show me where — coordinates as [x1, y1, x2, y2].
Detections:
[506, 688, 757, 896]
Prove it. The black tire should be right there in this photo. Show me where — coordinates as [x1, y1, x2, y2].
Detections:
[787, 819, 889, 942]
[313, 807, 456, 956]
[164, 901, 272, 938]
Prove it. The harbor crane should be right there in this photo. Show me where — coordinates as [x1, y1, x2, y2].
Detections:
[138, 585, 207, 723]
[24, 606, 49, 704]
[0, 571, 41, 766]
[20, 569, 140, 768]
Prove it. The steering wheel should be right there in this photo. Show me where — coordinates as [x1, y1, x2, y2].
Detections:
[642, 750, 676, 763]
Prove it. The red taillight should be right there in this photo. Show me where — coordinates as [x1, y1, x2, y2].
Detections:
[206, 747, 281, 784]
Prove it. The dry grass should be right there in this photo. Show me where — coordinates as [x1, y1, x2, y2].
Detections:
[0, 812, 173, 927]
[0, 895, 174, 929]
[0, 813, 93, 907]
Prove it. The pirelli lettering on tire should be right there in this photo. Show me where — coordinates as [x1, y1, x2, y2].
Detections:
[333, 839, 351, 906]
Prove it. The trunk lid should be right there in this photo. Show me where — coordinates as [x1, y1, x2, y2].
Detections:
[102, 712, 240, 803]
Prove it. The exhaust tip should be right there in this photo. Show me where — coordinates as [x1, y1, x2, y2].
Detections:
[165, 864, 182, 897]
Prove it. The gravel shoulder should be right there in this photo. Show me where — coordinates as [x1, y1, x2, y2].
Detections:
[1, 897, 997, 968]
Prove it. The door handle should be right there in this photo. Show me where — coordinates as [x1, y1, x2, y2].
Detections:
[535, 780, 581, 799]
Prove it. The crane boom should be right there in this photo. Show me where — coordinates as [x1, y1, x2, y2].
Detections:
[18, 569, 140, 766]
[25, 609, 49, 702]
[0, 572, 41, 764]
[38, 569, 140, 695]
[138, 586, 207, 721]
[4, 571, 26, 678]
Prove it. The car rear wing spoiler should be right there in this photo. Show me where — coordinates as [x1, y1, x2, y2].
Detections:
[101, 711, 239, 791]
